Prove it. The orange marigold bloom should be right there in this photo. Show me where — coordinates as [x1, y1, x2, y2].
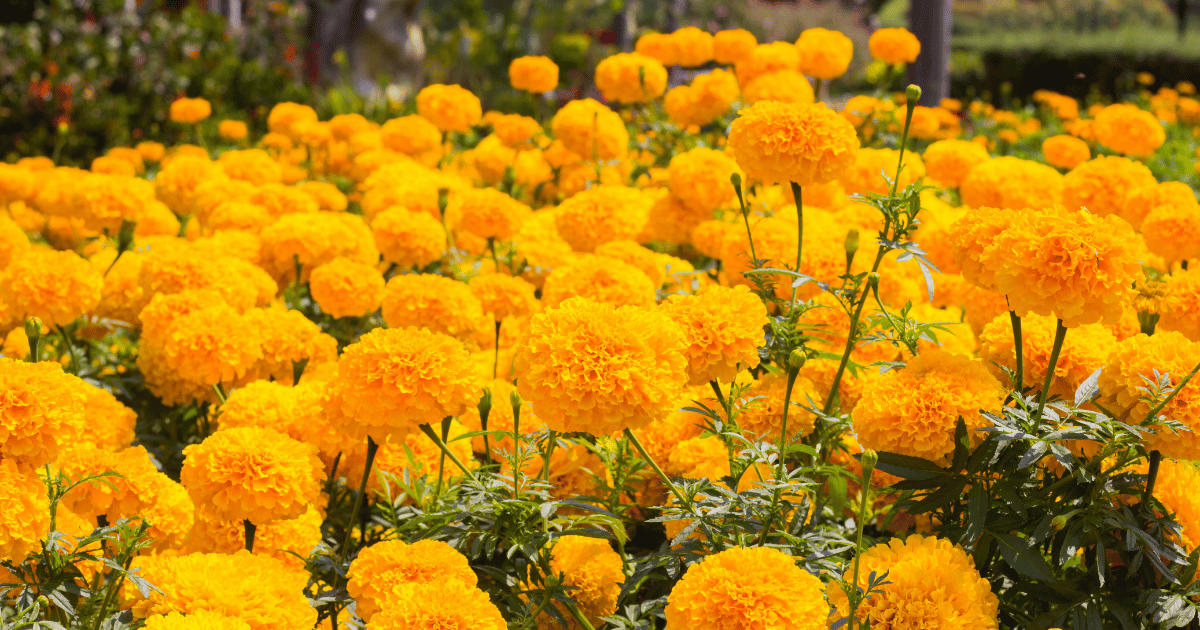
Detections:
[959, 156, 1063, 210]
[416, 84, 482, 133]
[509, 55, 559, 93]
[550, 98, 629, 161]
[840, 146, 925, 195]
[369, 582, 507, 630]
[541, 254, 657, 309]
[829, 536, 999, 629]
[78, 383, 137, 450]
[0, 249, 102, 327]
[218, 120, 248, 141]
[1142, 203, 1200, 265]
[741, 69, 815, 106]
[648, 194, 713, 245]
[796, 27, 854, 80]
[659, 284, 767, 385]
[260, 211, 379, 285]
[321, 326, 480, 442]
[0, 458, 49, 561]
[1099, 331, 1200, 460]
[347, 539, 477, 621]
[217, 149, 282, 185]
[1094, 102, 1166, 157]
[728, 100, 859, 186]
[538, 535, 625, 629]
[181, 426, 324, 525]
[446, 188, 532, 241]
[922, 138, 990, 189]
[490, 113, 540, 148]
[309, 257, 385, 319]
[381, 273, 485, 340]
[515, 297, 687, 435]
[372, 206, 447, 269]
[636, 32, 681, 66]
[143, 610, 251, 630]
[853, 349, 1004, 463]
[667, 147, 742, 213]
[186, 505, 322, 570]
[979, 313, 1116, 398]
[0, 357, 86, 469]
[300, 180, 348, 212]
[734, 42, 800, 87]
[734, 371, 821, 443]
[555, 185, 651, 252]
[595, 53, 668, 104]
[1061, 155, 1156, 217]
[1042, 134, 1090, 170]
[154, 155, 221, 215]
[242, 307, 338, 384]
[267, 102, 319, 137]
[158, 301, 263, 388]
[868, 27, 921, 64]
[712, 28, 757, 64]
[1159, 267, 1200, 340]
[0, 214, 30, 269]
[170, 97, 212, 124]
[671, 26, 715, 67]
[469, 273, 539, 321]
[1121, 181, 1198, 230]
[379, 115, 443, 158]
[665, 546, 827, 630]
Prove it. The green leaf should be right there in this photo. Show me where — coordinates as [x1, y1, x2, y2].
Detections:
[993, 532, 1057, 582]
[828, 474, 848, 518]
[907, 477, 968, 514]
[965, 484, 987, 544]
[1075, 367, 1104, 405]
[874, 452, 947, 481]
[951, 416, 970, 471]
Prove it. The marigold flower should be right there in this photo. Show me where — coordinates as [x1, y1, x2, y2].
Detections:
[741, 69, 815, 105]
[868, 27, 921, 64]
[159, 303, 262, 388]
[309, 257, 385, 319]
[1159, 267, 1200, 340]
[713, 28, 757, 64]
[636, 32, 680, 66]
[854, 349, 1004, 463]
[1099, 331, 1200, 460]
[348, 539, 477, 621]
[539, 535, 624, 629]
[323, 327, 480, 442]
[170, 97, 212, 124]
[379, 115, 443, 158]
[0, 458, 49, 561]
[1122, 181, 1198, 230]
[665, 546, 827, 630]
[509, 55, 559, 93]
[735, 371, 821, 443]
[1061, 155, 1156, 217]
[131, 550, 316, 629]
[647, 194, 712, 245]
[143, 611, 252, 630]
[1095, 102, 1166, 157]
[369, 582, 507, 630]
[829, 536, 999, 629]
[687, 69, 740, 125]
[154, 155, 221, 215]
[515, 297, 687, 435]
[267, 102, 319, 137]
[670, 26, 715, 67]
[922, 139, 990, 188]
[1142, 203, 1200, 265]
[1150, 458, 1200, 553]
[980, 313, 1116, 398]
[555, 185, 651, 252]
[728, 100, 859, 186]
[735, 41, 801, 87]
[381, 273, 484, 340]
[0, 357, 86, 469]
[78, 384, 138, 450]
[659, 285, 767, 385]
[260, 211, 378, 284]
[595, 53, 668, 104]
[550, 98, 629, 161]
[796, 27, 854, 80]
[91, 155, 137, 176]
[299, 180, 348, 212]
[541, 254, 657, 309]
[217, 150, 282, 185]
[243, 307, 338, 384]
[665, 147, 741, 214]
[489, 113, 540, 148]
[446, 188, 532, 242]
[1042, 134, 1090, 170]
[959, 156, 1063, 210]
[840, 146, 925, 195]
[186, 505, 321, 569]
[0, 249, 102, 327]
[181, 426, 323, 525]
[469, 273, 539, 321]
[217, 120, 248, 141]
[416, 84, 483, 133]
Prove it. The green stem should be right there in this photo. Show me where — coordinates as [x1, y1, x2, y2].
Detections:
[418, 423, 479, 485]
[1144, 449, 1162, 506]
[1009, 309, 1025, 393]
[565, 601, 598, 630]
[337, 436, 378, 566]
[436, 417, 452, 493]
[211, 383, 227, 405]
[890, 90, 920, 198]
[822, 267, 882, 416]
[1032, 319, 1068, 423]
[56, 325, 78, 375]
[790, 181, 804, 273]
[757, 365, 801, 545]
[1144, 360, 1200, 424]
[493, 320, 502, 379]
[540, 430, 557, 483]
[847, 469, 874, 629]
[243, 519, 257, 552]
[624, 428, 691, 511]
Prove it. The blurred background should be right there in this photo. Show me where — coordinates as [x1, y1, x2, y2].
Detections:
[1, 0, 1196, 163]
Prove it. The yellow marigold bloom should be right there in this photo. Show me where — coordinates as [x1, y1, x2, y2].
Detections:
[347, 539, 476, 622]
[260, 212, 378, 284]
[446, 188, 531, 241]
[840, 146, 925, 195]
[1100, 331, 1200, 459]
[469, 273, 539, 321]
[1122, 181, 1198, 230]
[266, 102, 318, 137]
[539, 535, 624, 629]
[1150, 458, 1200, 553]
[218, 120, 248, 141]
[309, 257, 384, 319]
[170, 97, 212, 124]
[689, 69, 740, 124]
[854, 349, 1003, 462]
[154, 155, 220, 215]
[830, 536, 999, 629]
[1061, 155, 1156, 217]
[735, 41, 800, 87]
[0, 458, 49, 561]
[595, 52, 668, 104]
[181, 426, 323, 525]
[143, 611, 251, 630]
[160, 303, 263, 388]
[416, 84, 483, 133]
[992, 206, 1140, 327]
[980, 313, 1116, 398]
[55, 443, 159, 522]
[728, 100, 859, 186]
[0, 249, 101, 327]
[555, 185, 650, 252]
[490, 113, 541, 148]
[741, 69, 815, 105]
[509, 55, 559, 93]
[135, 140, 165, 162]
[1042, 134, 1090, 170]
[131, 550, 316, 629]
[541, 254, 657, 309]
[379, 115, 443, 159]
[734, 371, 821, 442]
[370, 582, 506, 630]
[91, 155, 137, 176]
[372, 206, 447, 269]
[0, 215, 30, 269]
[868, 27, 921, 64]
[1160, 267, 1200, 340]
[1142, 203, 1200, 265]
[635, 31, 680, 66]
[959, 156, 1064, 210]
[665, 546, 826, 630]
[659, 285, 766, 385]
[243, 307, 338, 385]
[322, 326, 480, 442]
[796, 27, 854, 80]
[550, 98, 629, 161]
[667, 147, 741, 214]
[647, 194, 710, 245]
[186, 505, 321, 569]
[205, 201, 271, 233]
[712, 28, 757, 64]
[922, 138, 990, 188]
[298, 181, 348, 213]
[0, 356, 87, 469]
[1095, 102, 1166, 157]
[78, 384, 137, 450]
[381, 273, 484, 340]
[515, 297, 687, 434]
[217, 150, 282, 186]
[670, 26, 715, 67]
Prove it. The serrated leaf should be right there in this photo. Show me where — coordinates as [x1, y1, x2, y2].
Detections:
[993, 532, 1057, 582]
[828, 474, 848, 517]
[965, 484, 987, 544]
[1075, 367, 1104, 405]
[874, 452, 946, 481]
[1018, 441, 1049, 469]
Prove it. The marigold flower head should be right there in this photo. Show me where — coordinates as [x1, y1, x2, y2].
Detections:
[669, 26, 715, 67]
[469, 273, 539, 321]
[260, 211, 378, 285]
[728, 100, 859, 186]
[416, 84, 482, 133]
[1042, 134, 1090, 170]
[381, 273, 484, 340]
[181, 426, 323, 525]
[217, 120, 249, 142]
[1095, 102, 1166, 157]
[299, 180, 348, 212]
[741, 69, 815, 106]
[1122, 181, 1197, 230]
[323, 326, 480, 442]
[1062, 155, 1156, 218]
[869, 27, 921, 65]
[636, 32, 680, 66]
[595, 53, 668, 104]
[854, 349, 1004, 463]
[555, 185, 651, 252]
[77, 383, 137, 450]
[735, 371, 821, 443]
[796, 27, 854, 80]
[0, 249, 102, 327]
[143, 611, 252, 630]
[347, 539, 477, 621]
[922, 139, 990, 189]
[840, 146, 925, 195]
[170, 97, 212, 124]
[550, 98, 629, 161]
[267, 102, 319, 137]
[369, 582, 507, 630]
[242, 307, 338, 384]
[509, 55, 559, 93]
[1142, 203, 1200, 265]
[665, 147, 741, 214]
[91, 155, 137, 176]
[959, 156, 1064, 210]
[829, 536, 999, 630]
[309, 257, 384, 319]
[735, 42, 801, 87]
[515, 297, 687, 435]
[541, 254, 657, 309]
[665, 546, 827, 630]
[154, 155, 221, 214]
[158, 301, 263, 388]
[1099, 331, 1200, 459]
[659, 285, 767, 385]
[371, 206, 446, 269]
[0, 458, 49, 561]
[446, 188, 532, 242]
[1159, 267, 1200, 340]
[186, 505, 321, 569]
[217, 149, 283, 185]
[647, 194, 712, 245]
[131, 550, 316, 630]
[0, 357, 86, 469]
[980, 313, 1116, 398]
[539, 535, 625, 629]
[712, 28, 757, 64]
[687, 69, 740, 124]
[379, 115, 443, 158]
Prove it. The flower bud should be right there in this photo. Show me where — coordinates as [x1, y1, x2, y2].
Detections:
[860, 448, 878, 481]
[787, 348, 807, 372]
[510, 389, 522, 414]
[867, 272, 881, 290]
[117, 219, 137, 253]
[1051, 514, 1069, 531]
[844, 229, 860, 258]
[24, 317, 43, 340]
[905, 84, 922, 104]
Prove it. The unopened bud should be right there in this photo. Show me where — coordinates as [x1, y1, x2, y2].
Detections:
[844, 229, 859, 257]
[867, 272, 881, 290]
[117, 219, 137, 253]
[477, 388, 493, 425]
[57, 121, 70, 135]
[24, 317, 43, 340]
[905, 84, 923, 104]
[860, 448, 878, 481]
[36, 595, 49, 609]
[1051, 514, 1069, 531]
[509, 390, 522, 414]
[437, 187, 450, 214]
[787, 348, 807, 372]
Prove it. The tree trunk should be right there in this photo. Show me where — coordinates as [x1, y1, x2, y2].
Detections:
[908, 0, 952, 104]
